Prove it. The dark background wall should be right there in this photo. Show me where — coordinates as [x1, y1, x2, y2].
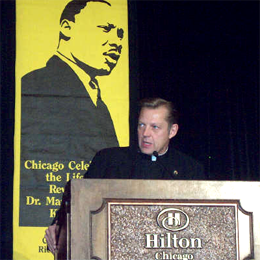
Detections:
[1, 0, 259, 259]
[1, 1, 15, 259]
[129, 0, 259, 181]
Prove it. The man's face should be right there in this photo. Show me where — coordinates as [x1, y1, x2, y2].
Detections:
[138, 107, 178, 155]
[67, 2, 124, 75]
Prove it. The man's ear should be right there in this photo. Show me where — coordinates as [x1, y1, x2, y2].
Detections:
[169, 124, 179, 139]
[60, 19, 73, 39]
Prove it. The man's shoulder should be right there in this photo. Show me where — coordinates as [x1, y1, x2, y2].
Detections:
[170, 147, 200, 164]
[21, 55, 78, 95]
[22, 56, 61, 92]
[168, 146, 206, 179]
[22, 56, 63, 80]
[96, 146, 132, 158]
[85, 146, 134, 179]
[93, 146, 135, 166]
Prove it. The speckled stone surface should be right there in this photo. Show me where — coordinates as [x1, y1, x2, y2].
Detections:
[109, 204, 237, 260]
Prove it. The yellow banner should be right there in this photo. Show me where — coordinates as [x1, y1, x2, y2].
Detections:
[14, 0, 129, 259]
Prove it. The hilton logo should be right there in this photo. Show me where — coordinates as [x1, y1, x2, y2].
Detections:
[145, 208, 202, 251]
[157, 208, 189, 232]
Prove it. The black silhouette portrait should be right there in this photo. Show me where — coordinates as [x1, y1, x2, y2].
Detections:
[20, 0, 125, 226]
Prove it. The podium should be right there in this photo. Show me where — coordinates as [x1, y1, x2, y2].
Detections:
[57, 179, 260, 260]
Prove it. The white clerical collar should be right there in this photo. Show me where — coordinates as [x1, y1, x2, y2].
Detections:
[56, 51, 99, 106]
[159, 147, 169, 156]
[151, 147, 169, 161]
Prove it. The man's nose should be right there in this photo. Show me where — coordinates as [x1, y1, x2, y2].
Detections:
[109, 43, 122, 54]
[107, 30, 123, 53]
[143, 126, 151, 137]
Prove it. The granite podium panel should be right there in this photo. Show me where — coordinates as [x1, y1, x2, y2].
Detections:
[64, 180, 260, 260]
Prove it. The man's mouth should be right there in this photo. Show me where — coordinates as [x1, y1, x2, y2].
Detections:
[142, 140, 152, 148]
[103, 52, 120, 61]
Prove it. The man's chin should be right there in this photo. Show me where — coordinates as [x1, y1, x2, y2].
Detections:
[140, 147, 153, 156]
[95, 65, 114, 76]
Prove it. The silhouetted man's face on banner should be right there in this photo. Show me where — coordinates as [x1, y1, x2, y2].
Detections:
[61, 1, 124, 76]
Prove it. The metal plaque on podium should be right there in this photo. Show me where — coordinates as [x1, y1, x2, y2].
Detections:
[61, 179, 260, 260]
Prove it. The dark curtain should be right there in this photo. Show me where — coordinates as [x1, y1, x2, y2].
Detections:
[1, 1, 15, 259]
[0, 0, 259, 259]
[129, 0, 259, 181]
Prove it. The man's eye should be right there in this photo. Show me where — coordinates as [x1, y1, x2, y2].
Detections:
[117, 28, 124, 39]
[97, 23, 115, 33]
[138, 123, 144, 128]
[153, 125, 159, 129]
[97, 25, 111, 33]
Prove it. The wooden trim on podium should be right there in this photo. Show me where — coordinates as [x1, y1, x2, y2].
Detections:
[54, 179, 260, 260]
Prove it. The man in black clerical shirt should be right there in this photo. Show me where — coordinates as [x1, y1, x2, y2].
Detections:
[45, 98, 206, 253]
[85, 98, 204, 180]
